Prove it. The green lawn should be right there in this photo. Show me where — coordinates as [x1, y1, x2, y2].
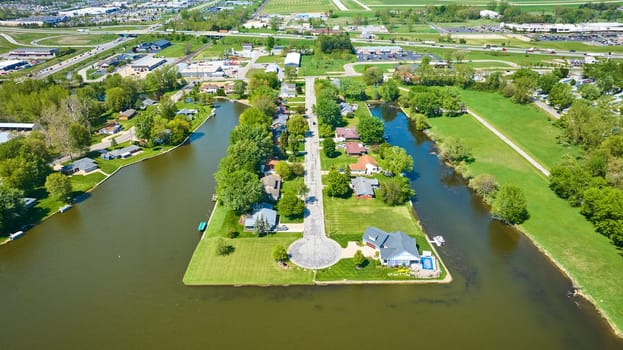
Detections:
[183, 203, 313, 285]
[426, 113, 623, 335]
[461, 89, 581, 169]
[298, 55, 356, 76]
[262, 0, 336, 14]
[316, 257, 420, 281]
[255, 55, 285, 64]
[158, 41, 204, 58]
[36, 34, 117, 46]
[183, 236, 314, 285]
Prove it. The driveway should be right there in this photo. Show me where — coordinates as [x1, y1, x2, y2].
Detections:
[288, 77, 341, 270]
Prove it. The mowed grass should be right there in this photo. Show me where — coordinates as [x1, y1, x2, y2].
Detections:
[461, 89, 581, 169]
[262, 0, 336, 14]
[316, 257, 420, 281]
[183, 236, 314, 285]
[157, 41, 204, 57]
[426, 113, 623, 335]
[298, 55, 356, 76]
[184, 203, 313, 285]
[37, 34, 117, 46]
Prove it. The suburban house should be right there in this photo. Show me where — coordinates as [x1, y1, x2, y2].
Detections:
[351, 177, 379, 199]
[118, 109, 137, 120]
[62, 157, 98, 175]
[200, 83, 220, 94]
[345, 142, 367, 156]
[260, 174, 282, 201]
[265, 64, 279, 74]
[279, 82, 296, 98]
[224, 82, 236, 94]
[262, 159, 279, 175]
[99, 121, 122, 135]
[176, 108, 198, 119]
[349, 155, 380, 175]
[22, 197, 37, 209]
[335, 127, 359, 141]
[141, 98, 158, 109]
[339, 102, 354, 116]
[244, 207, 278, 231]
[362, 227, 421, 267]
[101, 145, 141, 160]
[284, 52, 301, 67]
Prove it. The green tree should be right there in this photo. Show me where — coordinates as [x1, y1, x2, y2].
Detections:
[284, 66, 297, 82]
[251, 95, 276, 118]
[340, 79, 367, 100]
[363, 66, 384, 86]
[578, 83, 601, 101]
[548, 83, 573, 111]
[511, 77, 536, 104]
[538, 73, 560, 95]
[379, 79, 400, 102]
[275, 161, 292, 180]
[167, 116, 191, 145]
[45, 173, 72, 202]
[325, 168, 351, 197]
[323, 138, 337, 158]
[227, 139, 264, 173]
[377, 176, 414, 205]
[216, 238, 234, 256]
[277, 192, 305, 218]
[159, 98, 177, 120]
[215, 169, 264, 214]
[273, 245, 288, 262]
[0, 186, 25, 233]
[353, 249, 365, 267]
[233, 80, 247, 96]
[492, 185, 529, 225]
[286, 115, 309, 137]
[134, 110, 154, 140]
[314, 98, 342, 127]
[239, 107, 271, 126]
[440, 137, 472, 164]
[68, 123, 91, 155]
[291, 163, 305, 178]
[382, 146, 414, 176]
[357, 115, 384, 144]
[105, 87, 130, 111]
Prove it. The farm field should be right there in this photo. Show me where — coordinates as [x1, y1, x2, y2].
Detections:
[262, 0, 337, 14]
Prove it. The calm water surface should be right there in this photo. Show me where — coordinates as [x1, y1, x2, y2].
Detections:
[0, 102, 621, 349]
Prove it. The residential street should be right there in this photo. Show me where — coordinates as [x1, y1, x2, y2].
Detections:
[287, 77, 341, 269]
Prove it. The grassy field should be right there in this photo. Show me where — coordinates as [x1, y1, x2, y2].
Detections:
[262, 0, 337, 14]
[0, 35, 18, 54]
[183, 203, 314, 285]
[255, 55, 285, 64]
[426, 112, 623, 336]
[183, 236, 314, 285]
[36, 34, 117, 46]
[158, 41, 204, 58]
[298, 55, 356, 76]
[461, 89, 581, 169]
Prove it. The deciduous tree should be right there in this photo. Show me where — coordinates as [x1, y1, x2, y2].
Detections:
[45, 173, 72, 202]
[492, 185, 529, 225]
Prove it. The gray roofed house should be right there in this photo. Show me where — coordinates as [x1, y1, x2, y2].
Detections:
[101, 145, 141, 160]
[176, 108, 198, 119]
[62, 157, 98, 175]
[350, 177, 379, 198]
[362, 227, 421, 267]
[142, 98, 158, 109]
[244, 207, 278, 230]
[260, 174, 282, 201]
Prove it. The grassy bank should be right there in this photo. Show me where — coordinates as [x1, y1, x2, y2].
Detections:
[183, 203, 314, 285]
[461, 89, 580, 169]
[426, 112, 623, 336]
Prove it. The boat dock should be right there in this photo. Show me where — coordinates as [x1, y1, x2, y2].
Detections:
[430, 235, 446, 247]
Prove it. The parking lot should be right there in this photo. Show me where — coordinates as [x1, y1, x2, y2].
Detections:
[357, 51, 440, 62]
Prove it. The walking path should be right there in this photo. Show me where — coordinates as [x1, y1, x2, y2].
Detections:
[352, 0, 371, 10]
[330, 0, 349, 11]
[466, 109, 551, 177]
[288, 77, 341, 269]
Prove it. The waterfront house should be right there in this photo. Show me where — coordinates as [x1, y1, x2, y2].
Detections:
[118, 109, 137, 120]
[101, 145, 141, 160]
[260, 174, 282, 202]
[244, 207, 278, 231]
[200, 83, 220, 94]
[262, 159, 279, 175]
[345, 142, 366, 156]
[224, 82, 236, 95]
[362, 227, 421, 267]
[350, 177, 379, 199]
[349, 155, 380, 175]
[62, 157, 98, 175]
[335, 127, 359, 142]
[176, 108, 198, 119]
[141, 98, 158, 109]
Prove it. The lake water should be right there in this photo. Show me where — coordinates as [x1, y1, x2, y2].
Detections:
[0, 102, 621, 349]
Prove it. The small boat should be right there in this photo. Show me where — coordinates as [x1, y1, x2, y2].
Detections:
[432, 235, 446, 246]
[58, 204, 72, 213]
[9, 231, 24, 241]
[210, 110, 216, 117]
[197, 221, 207, 232]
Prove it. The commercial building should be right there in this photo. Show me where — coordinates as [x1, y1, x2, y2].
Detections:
[0, 60, 28, 71]
[502, 22, 623, 33]
[284, 52, 301, 67]
[9, 48, 59, 59]
[131, 56, 167, 72]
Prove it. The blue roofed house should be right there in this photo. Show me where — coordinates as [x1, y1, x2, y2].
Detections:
[362, 227, 421, 267]
[244, 207, 278, 231]
[61, 157, 99, 175]
[350, 177, 379, 199]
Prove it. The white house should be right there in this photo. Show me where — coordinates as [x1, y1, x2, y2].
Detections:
[284, 52, 301, 67]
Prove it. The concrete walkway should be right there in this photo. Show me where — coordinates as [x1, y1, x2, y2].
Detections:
[288, 77, 342, 269]
[466, 109, 551, 177]
[533, 100, 561, 120]
[330, 0, 348, 11]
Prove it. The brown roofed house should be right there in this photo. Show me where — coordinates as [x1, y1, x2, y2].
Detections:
[345, 142, 366, 156]
[335, 127, 359, 141]
[118, 109, 136, 120]
[349, 155, 380, 175]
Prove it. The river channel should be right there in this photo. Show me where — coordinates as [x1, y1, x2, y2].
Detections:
[0, 101, 621, 349]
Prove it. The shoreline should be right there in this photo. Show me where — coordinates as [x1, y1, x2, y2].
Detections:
[421, 125, 623, 339]
[1, 105, 217, 246]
